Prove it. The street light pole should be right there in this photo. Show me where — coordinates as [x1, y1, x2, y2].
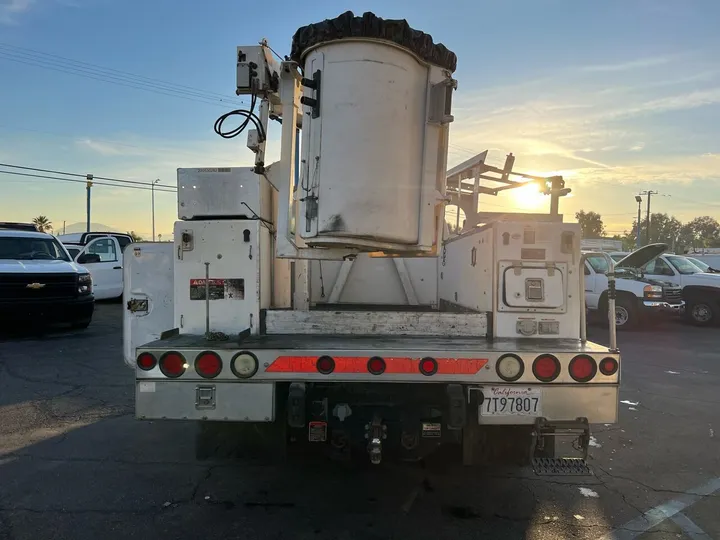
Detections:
[86, 174, 93, 233]
[639, 190, 658, 245]
[635, 195, 642, 248]
[151, 178, 160, 241]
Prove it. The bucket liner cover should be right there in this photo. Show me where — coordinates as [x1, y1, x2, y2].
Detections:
[290, 11, 457, 72]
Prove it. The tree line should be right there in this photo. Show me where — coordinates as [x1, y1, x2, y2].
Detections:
[575, 210, 720, 252]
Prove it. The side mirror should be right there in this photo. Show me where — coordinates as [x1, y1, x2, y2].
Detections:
[77, 253, 101, 264]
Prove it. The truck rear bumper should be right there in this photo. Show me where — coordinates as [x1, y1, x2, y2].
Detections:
[135, 381, 618, 425]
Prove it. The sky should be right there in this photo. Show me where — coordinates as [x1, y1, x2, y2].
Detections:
[1, 0, 719, 239]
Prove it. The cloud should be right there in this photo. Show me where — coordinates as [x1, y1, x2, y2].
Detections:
[582, 56, 675, 73]
[629, 143, 645, 152]
[75, 138, 138, 156]
[0, 0, 34, 24]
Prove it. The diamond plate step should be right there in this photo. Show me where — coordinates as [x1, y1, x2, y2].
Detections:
[532, 457, 592, 476]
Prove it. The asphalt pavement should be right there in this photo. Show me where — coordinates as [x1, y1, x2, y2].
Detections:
[0, 304, 718, 540]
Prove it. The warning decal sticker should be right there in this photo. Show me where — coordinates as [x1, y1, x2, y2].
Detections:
[189, 278, 244, 300]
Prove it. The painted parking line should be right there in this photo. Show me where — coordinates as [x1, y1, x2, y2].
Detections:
[596, 476, 720, 540]
[670, 512, 712, 540]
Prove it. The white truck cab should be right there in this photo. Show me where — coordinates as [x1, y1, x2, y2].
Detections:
[584, 244, 684, 329]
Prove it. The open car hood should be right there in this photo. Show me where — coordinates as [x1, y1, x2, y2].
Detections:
[615, 243, 668, 269]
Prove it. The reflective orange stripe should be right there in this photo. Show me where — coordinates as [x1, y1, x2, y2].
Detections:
[266, 356, 488, 374]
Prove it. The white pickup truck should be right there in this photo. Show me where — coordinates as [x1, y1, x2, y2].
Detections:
[584, 244, 684, 329]
[639, 253, 720, 326]
[59, 234, 129, 300]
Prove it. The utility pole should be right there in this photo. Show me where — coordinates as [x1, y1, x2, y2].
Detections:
[634, 195, 642, 248]
[86, 174, 93, 233]
[152, 178, 160, 241]
[63, 220, 66, 235]
[639, 190, 658, 245]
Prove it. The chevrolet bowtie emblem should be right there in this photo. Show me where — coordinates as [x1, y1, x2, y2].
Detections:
[26, 282, 46, 289]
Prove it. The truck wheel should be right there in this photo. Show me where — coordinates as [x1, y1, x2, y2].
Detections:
[613, 297, 638, 330]
[685, 300, 716, 327]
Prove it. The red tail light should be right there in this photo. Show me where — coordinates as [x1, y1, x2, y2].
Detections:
[569, 355, 597, 382]
[419, 357, 438, 376]
[599, 357, 619, 376]
[159, 352, 186, 378]
[367, 356, 386, 375]
[195, 352, 222, 379]
[316, 356, 335, 374]
[136, 352, 156, 371]
[532, 355, 560, 382]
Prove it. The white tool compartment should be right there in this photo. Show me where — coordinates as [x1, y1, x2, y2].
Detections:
[174, 220, 270, 336]
[439, 221, 581, 339]
[123, 242, 174, 368]
[177, 167, 272, 221]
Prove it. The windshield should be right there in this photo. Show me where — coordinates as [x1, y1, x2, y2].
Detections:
[0, 237, 71, 261]
[686, 257, 710, 272]
[666, 255, 703, 275]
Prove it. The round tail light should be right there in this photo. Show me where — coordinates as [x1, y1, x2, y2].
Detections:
[231, 351, 258, 378]
[195, 352, 222, 379]
[419, 357, 438, 376]
[599, 357, 619, 376]
[532, 355, 560, 382]
[316, 356, 335, 375]
[496, 354, 524, 382]
[136, 352, 156, 371]
[569, 355, 597, 382]
[367, 356, 386, 375]
[159, 352, 186, 378]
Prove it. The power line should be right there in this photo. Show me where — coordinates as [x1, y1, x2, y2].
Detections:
[0, 170, 176, 192]
[0, 162, 176, 189]
[0, 46, 246, 110]
[0, 42, 245, 103]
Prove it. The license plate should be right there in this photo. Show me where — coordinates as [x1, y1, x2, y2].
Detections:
[480, 387, 542, 416]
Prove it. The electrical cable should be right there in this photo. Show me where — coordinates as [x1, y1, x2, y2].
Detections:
[0, 162, 176, 189]
[0, 42, 247, 104]
[213, 94, 266, 140]
[0, 49, 246, 110]
[0, 170, 176, 192]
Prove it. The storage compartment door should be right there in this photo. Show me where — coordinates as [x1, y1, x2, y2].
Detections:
[123, 243, 174, 368]
[500, 263, 566, 310]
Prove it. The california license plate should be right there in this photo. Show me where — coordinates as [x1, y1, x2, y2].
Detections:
[480, 387, 542, 416]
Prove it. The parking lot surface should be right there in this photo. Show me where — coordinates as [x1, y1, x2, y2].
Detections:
[1, 304, 718, 540]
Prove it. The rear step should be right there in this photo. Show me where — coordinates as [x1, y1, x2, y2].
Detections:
[531, 417, 592, 476]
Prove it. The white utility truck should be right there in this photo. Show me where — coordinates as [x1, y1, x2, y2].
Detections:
[123, 11, 620, 472]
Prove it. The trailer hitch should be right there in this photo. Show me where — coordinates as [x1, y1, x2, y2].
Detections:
[365, 414, 387, 465]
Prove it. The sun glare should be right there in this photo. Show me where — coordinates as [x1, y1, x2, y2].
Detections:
[510, 182, 547, 211]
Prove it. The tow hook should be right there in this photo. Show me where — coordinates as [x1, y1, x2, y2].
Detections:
[365, 414, 387, 465]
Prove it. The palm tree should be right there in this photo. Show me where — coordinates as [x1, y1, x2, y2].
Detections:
[127, 231, 143, 242]
[33, 215, 52, 233]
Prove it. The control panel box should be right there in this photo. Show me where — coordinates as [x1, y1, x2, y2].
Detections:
[439, 221, 582, 339]
[177, 167, 273, 221]
[174, 220, 271, 336]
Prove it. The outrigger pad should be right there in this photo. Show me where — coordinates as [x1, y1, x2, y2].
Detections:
[532, 457, 592, 476]
[290, 11, 458, 72]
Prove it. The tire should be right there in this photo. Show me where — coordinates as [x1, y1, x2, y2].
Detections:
[684, 300, 716, 327]
[70, 317, 92, 329]
[612, 296, 639, 330]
